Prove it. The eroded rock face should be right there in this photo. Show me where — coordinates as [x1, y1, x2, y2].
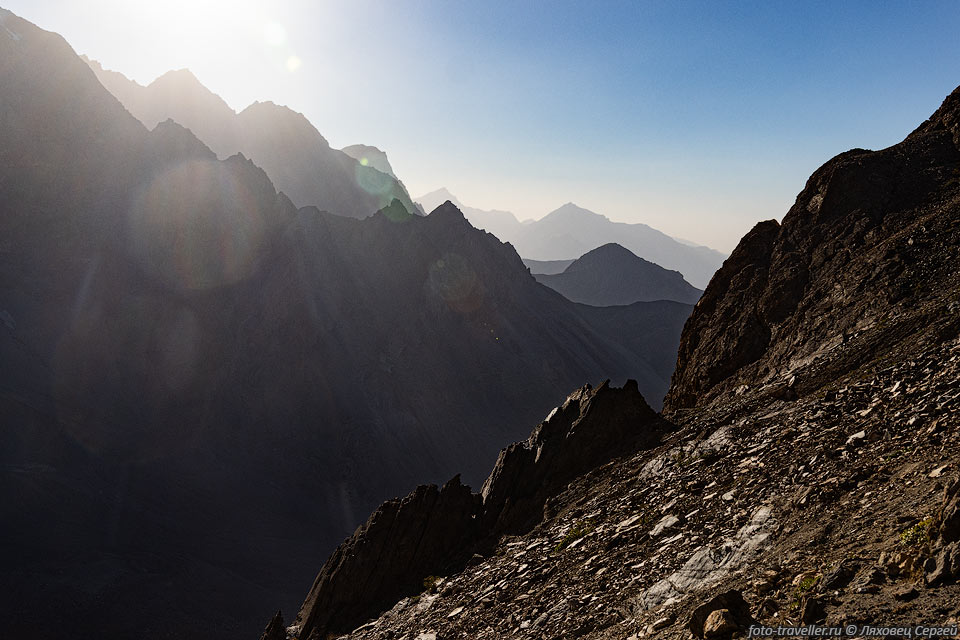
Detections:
[258, 610, 285, 640]
[481, 379, 666, 536]
[293, 381, 668, 638]
[665, 85, 960, 414]
[296, 476, 482, 640]
[664, 221, 780, 411]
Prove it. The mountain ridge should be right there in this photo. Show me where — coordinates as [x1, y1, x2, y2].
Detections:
[416, 189, 726, 288]
[534, 243, 703, 305]
[275, 82, 960, 639]
[82, 56, 416, 219]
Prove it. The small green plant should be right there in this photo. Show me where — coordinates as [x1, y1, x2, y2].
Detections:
[422, 575, 442, 594]
[899, 519, 933, 548]
[554, 518, 596, 552]
[789, 574, 819, 612]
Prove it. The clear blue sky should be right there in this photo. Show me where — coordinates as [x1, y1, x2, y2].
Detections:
[5, 1, 960, 251]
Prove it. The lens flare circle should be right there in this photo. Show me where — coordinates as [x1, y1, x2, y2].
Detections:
[126, 159, 268, 291]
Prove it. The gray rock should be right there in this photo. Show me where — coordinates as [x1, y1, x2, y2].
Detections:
[688, 590, 756, 639]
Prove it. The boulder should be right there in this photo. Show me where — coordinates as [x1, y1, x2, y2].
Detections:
[688, 590, 756, 639]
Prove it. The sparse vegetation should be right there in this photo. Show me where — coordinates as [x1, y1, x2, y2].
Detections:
[554, 518, 596, 552]
[790, 574, 819, 611]
[899, 518, 933, 548]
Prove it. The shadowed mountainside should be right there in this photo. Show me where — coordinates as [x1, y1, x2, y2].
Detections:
[534, 243, 702, 305]
[278, 84, 960, 639]
[665, 85, 960, 414]
[0, 10, 692, 639]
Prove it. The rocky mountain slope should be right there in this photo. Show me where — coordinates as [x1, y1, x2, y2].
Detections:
[0, 11, 693, 639]
[416, 189, 726, 289]
[83, 57, 417, 218]
[274, 86, 960, 638]
[417, 187, 526, 248]
[534, 243, 703, 305]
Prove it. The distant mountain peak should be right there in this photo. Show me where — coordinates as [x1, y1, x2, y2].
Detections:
[534, 242, 702, 305]
[419, 187, 463, 209]
[152, 67, 202, 86]
[564, 242, 651, 273]
[542, 202, 610, 223]
[427, 199, 467, 222]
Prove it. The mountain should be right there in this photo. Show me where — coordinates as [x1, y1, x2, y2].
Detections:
[83, 57, 418, 218]
[0, 11, 693, 639]
[523, 258, 575, 275]
[518, 203, 725, 289]
[417, 187, 528, 244]
[341, 143, 425, 215]
[533, 243, 702, 305]
[341, 143, 397, 178]
[277, 86, 960, 637]
[415, 190, 727, 288]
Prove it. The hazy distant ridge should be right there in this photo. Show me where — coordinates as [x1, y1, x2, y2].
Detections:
[417, 188, 726, 288]
[84, 56, 418, 219]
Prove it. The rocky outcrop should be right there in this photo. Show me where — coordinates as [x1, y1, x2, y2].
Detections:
[925, 479, 960, 587]
[665, 85, 960, 414]
[296, 476, 482, 639]
[292, 381, 669, 638]
[258, 611, 285, 640]
[481, 380, 666, 536]
[663, 220, 779, 411]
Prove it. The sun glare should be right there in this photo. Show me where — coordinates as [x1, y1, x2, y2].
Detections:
[263, 21, 287, 47]
[119, 0, 307, 75]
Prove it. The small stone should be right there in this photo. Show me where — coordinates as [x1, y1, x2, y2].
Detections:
[650, 514, 681, 537]
[703, 609, 739, 640]
[846, 430, 867, 446]
[652, 616, 673, 630]
[894, 586, 919, 602]
[929, 465, 949, 479]
[800, 596, 826, 624]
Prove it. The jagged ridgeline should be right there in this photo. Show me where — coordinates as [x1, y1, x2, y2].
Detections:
[82, 57, 420, 220]
[0, 9, 693, 639]
[274, 85, 960, 638]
